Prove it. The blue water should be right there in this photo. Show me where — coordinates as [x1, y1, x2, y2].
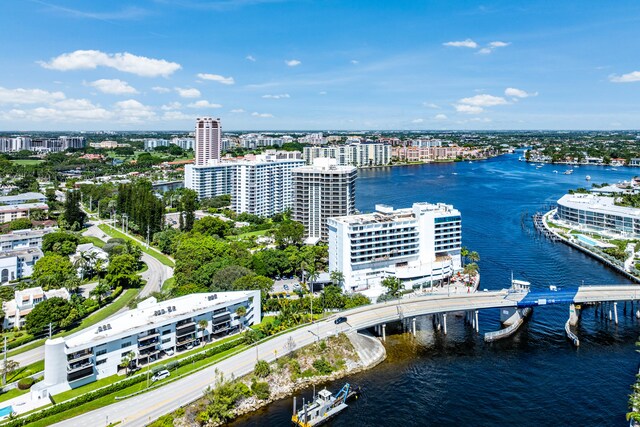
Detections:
[233, 153, 639, 427]
[577, 234, 599, 246]
[0, 406, 13, 417]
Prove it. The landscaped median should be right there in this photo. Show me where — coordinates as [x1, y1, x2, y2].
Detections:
[98, 224, 175, 267]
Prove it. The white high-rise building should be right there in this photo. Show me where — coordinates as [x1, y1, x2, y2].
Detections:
[303, 142, 391, 167]
[328, 202, 462, 298]
[292, 158, 357, 243]
[195, 117, 221, 166]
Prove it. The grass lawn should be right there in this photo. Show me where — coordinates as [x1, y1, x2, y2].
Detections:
[0, 387, 29, 403]
[6, 360, 45, 383]
[98, 224, 175, 267]
[162, 277, 175, 292]
[227, 229, 272, 240]
[10, 159, 44, 166]
[80, 236, 105, 248]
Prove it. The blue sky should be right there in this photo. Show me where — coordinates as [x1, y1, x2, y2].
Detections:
[1, 0, 640, 131]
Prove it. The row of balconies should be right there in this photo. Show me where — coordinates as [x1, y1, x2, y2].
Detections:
[67, 349, 93, 362]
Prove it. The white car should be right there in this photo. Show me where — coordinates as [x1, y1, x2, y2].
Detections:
[151, 370, 170, 383]
[164, 349, 174, 357]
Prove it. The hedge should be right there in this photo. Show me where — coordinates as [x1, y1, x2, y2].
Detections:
[17, 377, 34, 390]
[1, 338, 243, 427]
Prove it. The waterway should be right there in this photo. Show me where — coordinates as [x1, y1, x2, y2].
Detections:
[233, 154, 639, 426]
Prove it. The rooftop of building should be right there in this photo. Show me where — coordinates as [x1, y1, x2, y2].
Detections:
[558, 193, 640, 218]
[0, 227, 55, 240]
[0, 247, 43, 260]
[64, 291, 258, 349]
[293, 158, 357, 173]
[330, 202, 459, 225]
[0, 203, 49, 213]
[0, 192, 46, 204]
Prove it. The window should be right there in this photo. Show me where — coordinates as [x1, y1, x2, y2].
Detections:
[120, 342, 131, 349]
[96, 359, 106, 365]
[96, 349, 107, 356]
[0, 269, 7, 283]
[162, 338, 171, 344]
[162, 329, 172, 335]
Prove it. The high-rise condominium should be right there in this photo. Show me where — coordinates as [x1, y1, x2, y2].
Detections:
[195, 117, 221, 165]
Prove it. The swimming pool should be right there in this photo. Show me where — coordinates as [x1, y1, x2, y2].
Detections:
[576, 234, 598, 246]
[0, 406, 13, 418]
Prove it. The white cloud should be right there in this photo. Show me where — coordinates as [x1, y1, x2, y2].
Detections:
[86, 79, 137, 94]
[175, 87, 201, 98]
[188, 100, 222, 109]
[459, 94, 508, 107]
[39, 50, 181, 77]
[152, 86, 171, 93]
[505, 87, 538, 98]
[411, 118, 424, 124]
[161, 102, 182, 110]
[477, 48, 493, 55]
[489, 41, 510, 48]
[246, 55, 256, 62]
[609, 71, 640, 83]
[252, 112, 273, 118]
[318, 91, 327, 95]
[285, 59, 301, 67]
[443, 39, 478, 48]
[162, 111, 191, 121]
[455, 104, 484, 114]
[0, 98, 113, 122]
[434, 114, 448, 121]
[196, 73, 235, 85]
[114, 99, 156, 122]
[423, 102, 440, 109]
[262, 93, 290, 99]
[230, 109, 245, 113]
[0, 87, 66, 104]
[350, 60, 359, 64]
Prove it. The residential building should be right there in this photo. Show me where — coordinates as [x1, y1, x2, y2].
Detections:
[2, 285, 70, 330]
[0, 136, 84, 153]
[292, 158, 357, 243]
[144, 139, 170, 151]
[299, 132, 326, 145]
[70, 243, 109, 278]
[36, 291, 260, 396]
[556, 193, 640, 237]
[328, 202, 462, 298]
[0, 137, 31, 152]
[89, 140, 129, 149]
[630, 158, 640, 167]
[0, 203, 49, 223]
[239, 134, 284, 149]
[58, 136, 86, 150]
[0, 192, 46, 205]
[303, 143, 392, 167]
[0, 247, 43, 284]
[0, 228, 56, 251]
[195, 117, 221, 166]
[185, 154, 305, 216]
[171, 137, 195, 151]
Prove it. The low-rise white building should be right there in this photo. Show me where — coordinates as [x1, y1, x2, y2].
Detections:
[70, 243, 109, 278]
[328, 202, 462, 298]
[0, 192, 46, 205]
[2, 286, 70, 330]
[36, 291, 261, 396]
[0, 247, 43, 284]
[0, 203, 49, 223]
[556, 193, 640, 237]
[0, 228, 56, 251]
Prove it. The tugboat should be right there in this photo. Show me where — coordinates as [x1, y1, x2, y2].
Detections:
[292, 383, 361, 427]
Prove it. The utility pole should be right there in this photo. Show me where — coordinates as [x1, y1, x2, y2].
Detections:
[49, 322, 52, 338]
[3, 336, 6, 386]
[147, 224, 150, 249]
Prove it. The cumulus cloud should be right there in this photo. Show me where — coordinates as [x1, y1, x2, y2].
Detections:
[0, 98, 113, 122]
[477, 48, 492, 55]
[478, 41, 511, 55]
[175, 87, 201, 98]
[443, 39, 478, 48]
[230, 109, 245, 113]
[162, 111, 191, 121]
[455, 104, 484, 114]
[262, 93, 290, 99]
[188, 100, 222, 109]
[86, 79, 137, 94]
[39, 50, 181, 77]
[318, 91, 327, 95]
[434, 114, 448, 121]
[246, 55, 256, 62]
[0, 87, 66, 104]
[197, 73, 235, 85]
[152, 86, 171, 93]
[350, 60, 359, 64]
[114, 99, 156, 122]
[285, 59, 301, 67]
[411, 118, 424, 124]
[423, 102, 440, 109]
[609, 71, 640, 83]
[459, 94, 508, 107]
[252, 112, 273, 118]
[505, 87, 538, 98]
[161, 102, 182, 111]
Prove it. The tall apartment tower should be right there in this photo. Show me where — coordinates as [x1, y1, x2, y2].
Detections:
[292, 158, 357, 243]
[195, 117, 221, 166]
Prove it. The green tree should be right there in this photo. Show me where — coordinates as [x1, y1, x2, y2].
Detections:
[152, 228, 182, 255]
[119, 351, 136, 376]
[1, 360, 19, 386]
[271, 220, 304, 249]
[8, 218, 32, 230]
[42, 232, 79, 255]
[467, 251, 480, 264]
[90, 282, 112, 304]
[198, 319, 209, 342]
[329, 270, 344, 288]
[212, 265, 254, 291]
[25, 297, 72, 334]
[254, 360, 270, 378]
[193, 216, 231, 237]
[463, 262, 479, 285]
[233, 275, 274, 301]
[104, 253, 140, 288]
[63, 190, 86, 229]
[251, 379, 270, 400]
[180, 189, 198, 232]
[32, 254, 76, 290]
[381, 276, 402, 298]
[460, 246, 469, 267]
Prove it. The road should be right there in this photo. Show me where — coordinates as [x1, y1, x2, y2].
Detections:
[53, 291, 518, 427]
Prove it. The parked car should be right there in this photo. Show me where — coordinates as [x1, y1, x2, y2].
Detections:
[334, 316, 348, 325]
[293, 283, 301, 290]
[283, 284, 290, 291]
[164, 349, 174, 357]
[151, 370, 170, 383]
[186, 342, 194, 350]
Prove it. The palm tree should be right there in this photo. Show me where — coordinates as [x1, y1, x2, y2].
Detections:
[1, 360, 19, 385]
[463, 263, 479, 286]
[460, 247, 469, 267]
[329, 270, 344, 288]
[381, 276, 402, 298]
[90, 281, 111, 305]
[197, 319, 209, 343]
[467, 251, 480, 264]
[119, 351, 136, 376]
[235, 305, 247, 331]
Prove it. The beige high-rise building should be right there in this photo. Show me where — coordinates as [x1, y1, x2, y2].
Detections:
[292, 158, 357, 243]
[195, 117, 221, 166]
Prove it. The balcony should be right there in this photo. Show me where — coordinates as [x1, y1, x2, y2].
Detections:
[67, 360, 93, 373]
[67, 365, 94, 382]
[176, 324, 196, 336]
[67, 349, 93, 363]
[139, 332, 159, 342]
[138, 339, 159, 351]
[176, 335, 197, 346]
[176, 318, 194, 327]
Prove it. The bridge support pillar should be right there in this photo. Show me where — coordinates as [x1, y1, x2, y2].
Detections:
[569, 304, 579, 327]
[609, 308, 612, 321]
[382, 324, 386, 342]
[443, 314, 447, 335]
[412, 317, 416, 336]
[614, 302, 619, 325]
[474, 310, 479, 333]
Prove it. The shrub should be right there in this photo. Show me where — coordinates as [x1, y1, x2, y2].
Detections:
[251, 379, 271, 400]
[288, 359, 301, 377]
[17, 377, 35, 390]
[254, 360, 270, 378]
[312, 358, 333, 375]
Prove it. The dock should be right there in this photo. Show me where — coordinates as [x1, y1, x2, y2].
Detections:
[533, 212, 558, 241]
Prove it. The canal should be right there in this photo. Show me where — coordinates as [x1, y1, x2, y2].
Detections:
[232, 154, 638, 426]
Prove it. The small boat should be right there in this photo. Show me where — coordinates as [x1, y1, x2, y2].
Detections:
[586, 175, 591, 181]
[564, 169, 573, 175]
[553, 170, 558, 174]
[468, 161, 472, 164]
[292, 384, 360, 427]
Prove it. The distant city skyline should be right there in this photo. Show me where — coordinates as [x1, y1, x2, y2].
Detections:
[1, 1, 640, 131]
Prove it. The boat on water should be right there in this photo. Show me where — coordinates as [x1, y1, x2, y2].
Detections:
[292, 383, 360, 427]
[586, 175, 591, 181]
[564, 169, 573, 175]
[553, 170, 558, 174]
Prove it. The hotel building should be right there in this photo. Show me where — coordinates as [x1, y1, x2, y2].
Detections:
[556, 193, 640, 237]
[292, 158, 357, 243]
[328, 202, 462, 297]
[35, 291, 261, 397]
[195, 117, 221, 165]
